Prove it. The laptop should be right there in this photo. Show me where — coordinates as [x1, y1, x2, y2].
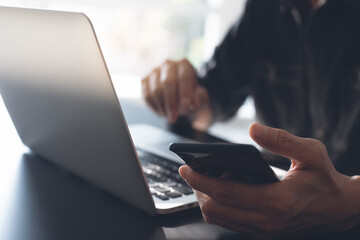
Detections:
[0, 6, 285, 215]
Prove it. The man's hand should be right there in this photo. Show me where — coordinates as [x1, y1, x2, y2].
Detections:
[179, 123, 360, 239]
[141, 59, 212, 130]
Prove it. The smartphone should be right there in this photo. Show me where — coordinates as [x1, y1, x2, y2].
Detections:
[169, 143, 279, 184]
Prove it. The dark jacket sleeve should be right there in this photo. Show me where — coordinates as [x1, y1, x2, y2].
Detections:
[198, 2, 252, 122]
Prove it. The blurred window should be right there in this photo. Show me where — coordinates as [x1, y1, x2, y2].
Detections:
[1, 0, 246, 76]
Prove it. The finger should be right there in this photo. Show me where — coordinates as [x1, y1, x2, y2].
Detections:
[149, 69, 166, 116]
[194, 191, 265, 237]
[193, 86, 210, 109]
[177, 59, 197, 112]
[249, 123, 329, 168]
[161, 63, 179, 122]
[141, 76, 158, 112]
[179, 165, 276, 209]
[194, 191, 267, 228]
[195, 190, 287, 238]
[194, 190, 211, 208]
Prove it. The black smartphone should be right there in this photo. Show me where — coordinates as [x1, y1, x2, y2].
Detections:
[169, 143, 279, 184]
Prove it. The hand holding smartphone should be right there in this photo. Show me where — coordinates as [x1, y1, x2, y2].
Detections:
[169, 143, 279, 184]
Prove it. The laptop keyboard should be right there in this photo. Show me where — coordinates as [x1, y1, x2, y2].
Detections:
[137, 149, 193, 201]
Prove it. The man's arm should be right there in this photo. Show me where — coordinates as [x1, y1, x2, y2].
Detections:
[198, 1, 253, 122]
[141, 1, 253, 129]
[179, 123, 360, 239]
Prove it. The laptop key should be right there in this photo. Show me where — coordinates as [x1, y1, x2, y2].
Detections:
[165, 191, 182, 198]
[152, 186, 170, 193]
[163, 181, 178, 187]
[154, 193, 169, 201]
[150, 188, 158, 195]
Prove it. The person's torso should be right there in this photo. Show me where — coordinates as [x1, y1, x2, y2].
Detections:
[246, 0, 360, 175]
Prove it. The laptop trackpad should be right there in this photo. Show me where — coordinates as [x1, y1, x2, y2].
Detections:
[129, 124, 197, 163]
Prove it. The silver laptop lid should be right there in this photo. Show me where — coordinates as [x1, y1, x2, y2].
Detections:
[0, 7, 156, 214]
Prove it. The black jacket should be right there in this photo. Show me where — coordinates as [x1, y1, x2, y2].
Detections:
[199, 0, 360, 175]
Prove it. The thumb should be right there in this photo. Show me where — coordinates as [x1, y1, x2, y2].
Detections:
[249, 123, 328, 167]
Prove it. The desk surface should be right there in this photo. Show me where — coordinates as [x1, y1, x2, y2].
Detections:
[0, 97, 360, 240]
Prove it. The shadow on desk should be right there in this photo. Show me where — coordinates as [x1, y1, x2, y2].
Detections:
[2, 151, 360, 240]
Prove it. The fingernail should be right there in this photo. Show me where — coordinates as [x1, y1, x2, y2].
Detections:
[179, 166, 190, 180]
[249, 123, 268, 142]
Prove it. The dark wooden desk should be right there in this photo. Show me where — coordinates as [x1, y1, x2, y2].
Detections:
[0, 98, 359, 240]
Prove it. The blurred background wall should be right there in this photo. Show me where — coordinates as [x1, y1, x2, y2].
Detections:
[1, 0, 246, 78]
